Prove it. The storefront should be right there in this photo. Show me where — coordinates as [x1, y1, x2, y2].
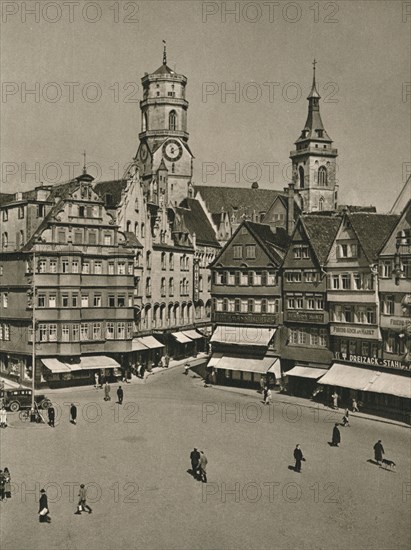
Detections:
[131, 336, 164, 368]
[318, 362, 411, 423]
[285, 366, 330, 398]
[41, 356, 121, 388]
[207, 353, 281, 389]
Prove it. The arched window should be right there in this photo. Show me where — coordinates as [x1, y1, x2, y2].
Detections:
[169, 278, 174, 296]
[2, 232, 8, 248]
[169, 110, 177, 131]
[143, 112, 148, 131]
[126, 220, 131, 232]
[319, 197, 324, 211]
[134, 222, 138, 236]
[141, 223, 145, 238]
[146, 251, 151, 269]
[318, 166, 328, 186]
[299, 166, 305, 188]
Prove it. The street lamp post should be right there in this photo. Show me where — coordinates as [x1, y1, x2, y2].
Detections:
[31, 250, 36, 417]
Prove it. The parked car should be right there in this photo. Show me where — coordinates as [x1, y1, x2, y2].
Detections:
[0, 388, 51, 412]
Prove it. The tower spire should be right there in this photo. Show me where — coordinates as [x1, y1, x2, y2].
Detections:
[308, 58, 320, 101]
[82, 150, 87, 175]
[162, 40, 167, 65]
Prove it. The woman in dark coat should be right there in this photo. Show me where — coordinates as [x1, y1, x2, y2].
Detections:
[70, 403, 77, 425]
[38, 489, 51, 523]
[374, 440, 384, 465]
[332, 424, 341, 447]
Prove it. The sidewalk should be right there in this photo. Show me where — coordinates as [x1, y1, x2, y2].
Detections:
[190, 377, 411, 429]
[21, 353, 209, 394]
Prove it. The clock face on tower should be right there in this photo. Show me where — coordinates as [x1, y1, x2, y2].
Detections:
[162, 139, 183, 162]
[140, 142, 149, 162]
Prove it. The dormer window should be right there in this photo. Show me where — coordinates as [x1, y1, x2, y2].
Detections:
[316, 129, 323, 138]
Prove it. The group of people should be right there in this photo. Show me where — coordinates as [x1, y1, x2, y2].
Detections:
[0, 468, 11, 501]
[103, 382, 124, 404]
[331, 393, 360, 414]
[189, 448, 208, 483]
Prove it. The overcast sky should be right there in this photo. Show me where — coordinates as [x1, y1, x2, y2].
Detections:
[1, 0, 410, 211]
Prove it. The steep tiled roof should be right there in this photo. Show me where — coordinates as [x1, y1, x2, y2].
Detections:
[193, 185, 286, 218]
[244, 221, 290, 264]
[123, 231, 143, 248]
[301, 215, 341, 265]
[153, 64, 175, 75]
[94, 180, 126, 208]
[0, 193, 16, 206]
[175, 198, 220, 247]
[348, 213, 400, 261]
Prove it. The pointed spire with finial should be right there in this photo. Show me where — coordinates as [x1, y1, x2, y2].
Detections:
[308, 58, 321, 100]
[163, 40, 167, 65]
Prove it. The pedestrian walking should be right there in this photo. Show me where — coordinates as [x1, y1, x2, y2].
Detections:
[164, 354, 170, 368]
[75, 484, 92, 515]
[140, 364, 145, 379]
[199, 451, 208, 483]
[260, 375, 266, 393]
[94, 372, 99, 389]
[38, 489, 51, 523]
[352, 398, 359, 412]
[104, 381, 111, 401]
[117, 385, 124, 405]
[332, 423, 341, 446]
[190, 447, 201, 479]
[331, 392, 339, 409]
[293, 444, 304, 473]
[47, 406, 55, 427]
[70, 403, 77, 425]
[0, 406, 7, 428]
[3, 468, 11, 500]
[373, 440, 385, 465]
[184, 362, 190, 375]
[265, 388, 272, 405]
[0, 470, 5, 501]
[342, 413, 350, 427]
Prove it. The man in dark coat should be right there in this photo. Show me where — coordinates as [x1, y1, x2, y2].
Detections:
[332, 423, 341, 447]
[117, 386, 124, 405]
[48, 406, 55, 428]
[70, 403, 77, 425]
[38, 489, 51, 523]
[190, 448, 201, 478]
[75, 484, 92, 514]
[294, 444, 304, 473]
[374, 440, 385, 465]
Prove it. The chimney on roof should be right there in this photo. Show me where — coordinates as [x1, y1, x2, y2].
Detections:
[286, 183, 295, 236]
[251, 182, 259, 189]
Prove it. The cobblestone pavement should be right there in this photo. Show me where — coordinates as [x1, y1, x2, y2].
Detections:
[1, 365, 410, 550]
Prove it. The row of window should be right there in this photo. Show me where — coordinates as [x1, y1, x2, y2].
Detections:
[54, 228, 114, 246]
[331, 305, 376, 324]
[213, 270, 277, 286]
[32, 258, 133, 276]
[286, 294, 324, 310]
[328, 272, 374, 291]
[338, 340, 379, 358]
[289, 327, 328, 347]
[285, 270, 319, 283]
[214, 298, 280, 314]
[36, 292, 133, 309]
[380, 259, 411, 279]
[232, 245, 256, 260]
[0, 324, 10, 340]
[29, 322, 134, 343]
[2, 205, 25, 221]
[160, 253, 190, 271]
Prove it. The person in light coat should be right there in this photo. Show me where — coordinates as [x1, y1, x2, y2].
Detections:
[0, 407, 7, 428]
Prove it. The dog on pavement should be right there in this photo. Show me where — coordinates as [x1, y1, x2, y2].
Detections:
[381, 458, 396, 470]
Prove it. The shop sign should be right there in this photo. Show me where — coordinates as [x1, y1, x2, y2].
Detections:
[286, 311, 324, 323]
[334, 351, 410, 371]
[212, 312, 278, 325]
[330, 324, 379, 339]
[193, 261, 199, 302]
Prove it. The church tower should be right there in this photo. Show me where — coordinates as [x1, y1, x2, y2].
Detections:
[136, 43, 194, 207]
[290, 61, 338, 212]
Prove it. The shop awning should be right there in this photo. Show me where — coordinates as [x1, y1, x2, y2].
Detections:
[171, 332, 193, 344]
[210, 326, 276, 347]
[285, 366, 329, 379]
[138, 336, 164, 349]
[132, 338, 149, 352]
[319, 363, 411, 399]
[197, 325, 213, 336]
[216, 355, 280, 374]
[207, 353, 223, 368]
[181, 329, 204, 340]
[281, 345, 333, 364]
[41, 358, 71, 373]
[79, 356, 120, 370]
[266, 358, 282, 379]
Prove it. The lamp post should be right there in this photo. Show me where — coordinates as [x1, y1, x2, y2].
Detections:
[30, 250, 36, 416]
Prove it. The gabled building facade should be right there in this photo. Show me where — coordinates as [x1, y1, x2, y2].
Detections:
[208, 221, 289, 388]
[0, 172, 136, 387]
